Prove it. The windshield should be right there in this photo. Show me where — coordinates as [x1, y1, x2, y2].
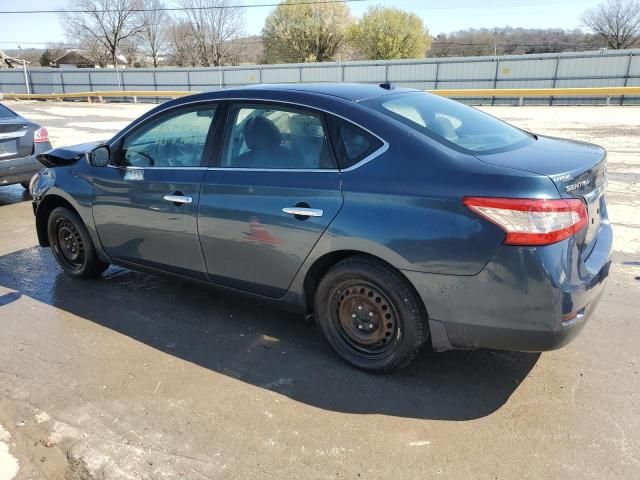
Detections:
[363, 92, 533, 154]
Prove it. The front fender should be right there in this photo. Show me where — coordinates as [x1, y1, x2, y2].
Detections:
[32, 167, 109, 263]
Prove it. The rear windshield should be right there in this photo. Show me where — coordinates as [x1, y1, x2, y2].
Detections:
[0, 103, 17, 119]
[363, 92, 533, 154]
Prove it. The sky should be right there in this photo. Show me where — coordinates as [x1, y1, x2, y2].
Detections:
[0, 0, 605, 50]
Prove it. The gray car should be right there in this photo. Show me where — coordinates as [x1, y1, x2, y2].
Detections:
[0, 102, 51, 189]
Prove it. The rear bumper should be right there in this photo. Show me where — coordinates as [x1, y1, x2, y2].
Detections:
[0, 155, 41, 185]
[0, 142, 50, 186]
[403, 219, 612, 352]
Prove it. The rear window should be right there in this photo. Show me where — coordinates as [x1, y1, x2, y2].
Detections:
[363, 92, 533, 154]
[0, 103, 17, 119]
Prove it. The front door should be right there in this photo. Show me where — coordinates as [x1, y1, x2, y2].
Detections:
[198, 102, 343, 298]
[93, 104, 217, 279]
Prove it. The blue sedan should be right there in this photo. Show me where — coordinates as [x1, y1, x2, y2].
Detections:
[30, 83, 612, 371]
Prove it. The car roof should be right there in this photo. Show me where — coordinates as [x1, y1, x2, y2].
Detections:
[202, 83, 418, 103]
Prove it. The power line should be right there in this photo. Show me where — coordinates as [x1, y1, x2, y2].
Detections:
[0, 0, 369, 15]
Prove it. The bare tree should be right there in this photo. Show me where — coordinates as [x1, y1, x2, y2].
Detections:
[166, 19, 200, 66]
[582, 0, 640, 49]
[430, 27, 603, 57]
[140, 0, 168, 67]
[179, 0, 245, 66]
[61, 0, 146, 67]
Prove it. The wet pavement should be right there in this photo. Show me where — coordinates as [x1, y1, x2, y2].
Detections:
[0, 102, 638, 479]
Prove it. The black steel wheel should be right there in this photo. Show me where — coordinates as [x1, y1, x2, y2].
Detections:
[55, 217, 85, 271]
[333, 281, 399, 358]
[314, 256, 429, 372]
[47, 206, 109, 278]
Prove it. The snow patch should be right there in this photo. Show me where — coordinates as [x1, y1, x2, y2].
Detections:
[35, 411, 51, 424]
[48, 421, 83, 443]
[408, 440, 431, 446]
[0, 423, 19, 480]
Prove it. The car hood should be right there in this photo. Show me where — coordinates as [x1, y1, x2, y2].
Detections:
[474, 135, 606, 199]
[37, 140, 105, 168]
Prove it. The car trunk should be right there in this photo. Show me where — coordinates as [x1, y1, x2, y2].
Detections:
[476, 135, 607, 256]
[0, 118, 35, 161]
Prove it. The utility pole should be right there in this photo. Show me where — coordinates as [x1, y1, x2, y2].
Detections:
[22, 59, 30, 95]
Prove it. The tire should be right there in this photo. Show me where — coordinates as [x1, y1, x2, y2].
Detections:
[314, 256, 429, 372]
[47, 206, 109, 279]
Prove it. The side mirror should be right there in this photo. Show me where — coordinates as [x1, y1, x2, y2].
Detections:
[89, 146, 110, 167]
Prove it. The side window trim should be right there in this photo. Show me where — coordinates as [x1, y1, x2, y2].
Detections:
[111, 101, 219, 169]
[214, 100, 338, 171]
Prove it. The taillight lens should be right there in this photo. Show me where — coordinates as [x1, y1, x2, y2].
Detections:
[34, 127, 49, 143]
[463, 197, 588, 246]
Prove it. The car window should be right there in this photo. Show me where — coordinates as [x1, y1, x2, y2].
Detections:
[329, 118, 383, 169]
[0, 103, 17, 118]
[120, 106, 216, 168]
[222, 104, 334, 169]
[363, 92, 533, 154]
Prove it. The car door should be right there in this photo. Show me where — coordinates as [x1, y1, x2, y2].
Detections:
[92, 103, 218, 280]
[198, 102, 343, 298]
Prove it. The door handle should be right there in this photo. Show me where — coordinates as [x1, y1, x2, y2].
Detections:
[163, 194, 193, 205]
[282, 207, 323, 217]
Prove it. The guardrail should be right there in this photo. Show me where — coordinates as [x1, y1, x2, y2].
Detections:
[0, 90, 192, 102]
[2, 86, 640, 105]
[431, 86, 640, 105]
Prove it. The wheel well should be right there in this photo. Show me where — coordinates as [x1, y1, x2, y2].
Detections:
[35, 195, 77, 247]
[303, 250, 424, 316]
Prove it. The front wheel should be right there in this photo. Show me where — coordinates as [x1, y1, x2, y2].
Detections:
[314, 256, 429, 372]
[47, 206, 109, 278]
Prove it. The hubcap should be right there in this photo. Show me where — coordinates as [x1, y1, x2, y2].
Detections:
[56, 219, 85, 269]
[333, 282, 398, 354]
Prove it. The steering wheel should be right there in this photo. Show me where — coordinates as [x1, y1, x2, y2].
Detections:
[166, 142, 195, 167]
[128, 149, 155, 167]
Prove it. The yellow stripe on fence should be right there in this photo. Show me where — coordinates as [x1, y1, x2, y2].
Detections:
[2, 86, 640, 102]
[1, 90, 194, 101]
[429, 87, 640, 97]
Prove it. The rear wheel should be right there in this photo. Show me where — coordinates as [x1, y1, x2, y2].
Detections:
[314, 256, 429, 372]
[47, 207, 109, 278]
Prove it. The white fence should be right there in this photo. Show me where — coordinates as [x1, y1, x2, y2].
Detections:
[1, 48, 639, 105]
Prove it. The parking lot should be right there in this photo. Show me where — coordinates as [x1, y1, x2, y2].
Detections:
[0, 100, 638, 479]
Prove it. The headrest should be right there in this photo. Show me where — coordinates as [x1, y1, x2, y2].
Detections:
[244, 116, 282, 151]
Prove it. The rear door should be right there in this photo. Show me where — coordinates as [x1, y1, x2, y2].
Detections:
[92, 103, 218, 279]
[197, 102, 343, 298]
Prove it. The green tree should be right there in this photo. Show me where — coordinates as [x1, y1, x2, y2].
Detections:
[349, 7, 431, 60]
[39, 50, 54, 67]
[262, 0, 352, 63]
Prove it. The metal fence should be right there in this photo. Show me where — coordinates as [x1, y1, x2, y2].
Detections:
[1, 48, 639, 105]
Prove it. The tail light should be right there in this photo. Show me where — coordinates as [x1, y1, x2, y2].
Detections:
[463, 197, 588, 246]
[34, 127, 49, 143]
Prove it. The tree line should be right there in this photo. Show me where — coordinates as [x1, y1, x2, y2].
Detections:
[34, 0, 640, 68]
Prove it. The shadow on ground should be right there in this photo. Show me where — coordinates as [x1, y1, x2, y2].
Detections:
[0, 247, 539, 421]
